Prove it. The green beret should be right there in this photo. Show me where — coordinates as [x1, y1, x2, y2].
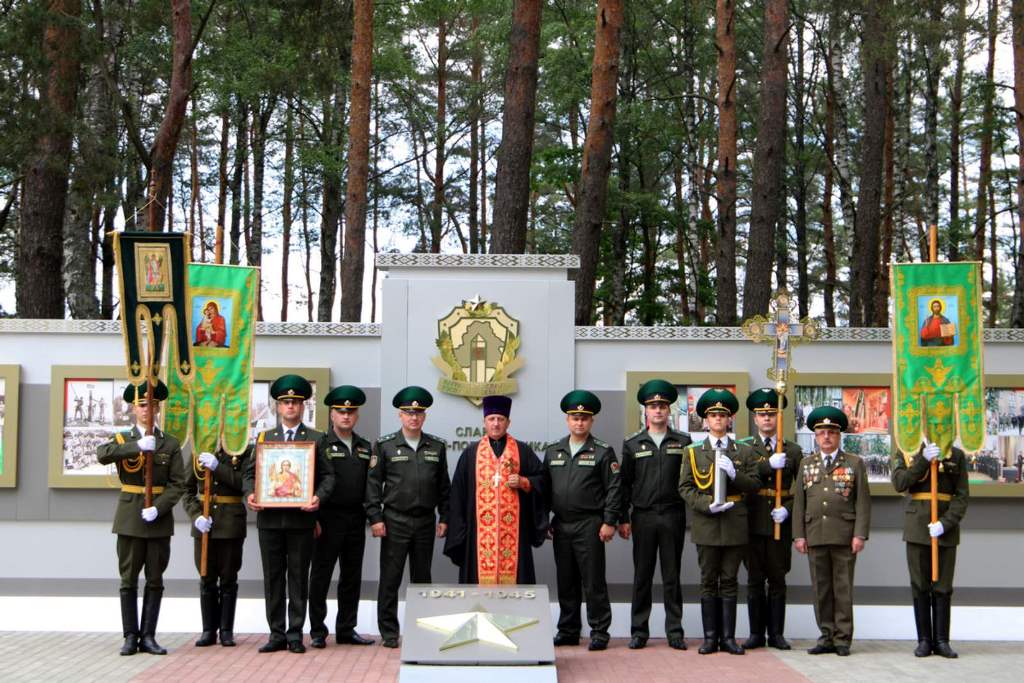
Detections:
[747, 388, 786, 413]
[393, 385, 433, 410]
[270, 374, 312, 401]
[696, 388, 739, 418]
[560, 390, 601, 415]
[637, 379, 678, 405]
[122, 380, 169, 404]
[806, 406, 848, 432]
[324, 385, 366, 409]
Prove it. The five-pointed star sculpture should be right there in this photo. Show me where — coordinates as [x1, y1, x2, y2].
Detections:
[463, 294, 484, 311]
[416, 606, 538, 651]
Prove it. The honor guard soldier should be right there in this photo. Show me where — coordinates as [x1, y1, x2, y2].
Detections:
[183, 441, 250, 647]
[308, 385, 375, 648]
[678, 388, 761, 655]
[543, 390, 622, 652]
[97, 381, 186, 656]
[243, 374, 335, 654]
[891, 441, 968, 658]
[619, 379, 692, 650]
[739, 388, 802, 650]
[366, 386, 451, 649]
[793, 406, 871, 656]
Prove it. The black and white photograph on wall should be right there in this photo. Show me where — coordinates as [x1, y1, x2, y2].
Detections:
[0, 378, 6, 476]
[976, 388, 1024, 484]
[61, 379, 128, 476]
[250, 380, 318, 439]
[794, 385, 893, 482]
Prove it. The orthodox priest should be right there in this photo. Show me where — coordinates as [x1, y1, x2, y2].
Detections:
[444, 395, 547, 584]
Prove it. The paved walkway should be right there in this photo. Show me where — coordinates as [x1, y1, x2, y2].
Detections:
[1, 633, 1020, 682]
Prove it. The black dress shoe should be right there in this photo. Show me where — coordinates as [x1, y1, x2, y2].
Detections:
[588, 639, 608, 651]
[219, 631, 236, 647]
[835, 645, 851, 656]
[767, 635, 791, 650]
[382, 637, 400, 649]
[338, 632, 375, 645]
[628, 636, 647, 650]
[138, 635, 167, 655]
[259, 640, 287, 653]
[195, 631, 217, 647]
[553, 634, 580, 647]
[288, 641, 306, 654]
[668, 637, 687, 651]
[807, 643, 836, 655]
[120, 634, 139, 656]
[310, 637, 327, 649]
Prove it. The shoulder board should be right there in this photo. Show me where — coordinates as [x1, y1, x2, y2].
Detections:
[542, 441, 560, 451]
[377, 431, 398, 443]
[257, 430, 267, 444]
[115, 432, 126, 445]
[422, 432, 442, 443]
[627, 429, 645, 441]
[593, 438, 609, 448]
[738, 436, 754, 444]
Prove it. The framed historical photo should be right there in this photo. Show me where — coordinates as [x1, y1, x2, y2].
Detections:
[250, 367, 330, 437]
[254, 441, 316, 507]
[0, 365, 21, 488]
[624, 372, 751, 443]
[968, 374, 1024, 498]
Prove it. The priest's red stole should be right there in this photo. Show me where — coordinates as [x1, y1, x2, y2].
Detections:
[475, 437, 521, 585]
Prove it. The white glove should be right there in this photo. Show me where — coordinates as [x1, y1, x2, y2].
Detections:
[708, 501, 735, 514]
[198, 452, 219, 471]
[141, 506, 158, 523]
[771, 507, 789, 524]
[716, 453, 736, 480]
[137, 435, 156, 451]
[194, 516, 213, 533]
[928, 521, 944, 538]
[769, 452, 787, 470]
[922, 443, 940, 462]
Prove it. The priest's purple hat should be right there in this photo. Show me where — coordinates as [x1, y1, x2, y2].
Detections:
[482, 395, 512, 418]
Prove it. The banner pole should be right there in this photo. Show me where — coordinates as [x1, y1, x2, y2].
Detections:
[928, 224, 939, 583]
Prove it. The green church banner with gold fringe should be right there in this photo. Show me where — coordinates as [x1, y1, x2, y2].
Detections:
[891, 262, 985, 457]
[164, 264, 258, 455]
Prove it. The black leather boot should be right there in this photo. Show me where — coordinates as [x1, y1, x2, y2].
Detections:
[719, 597, 745, 655]
[139, 588, 168, 655]
[698, 597, 719, 655]
[741, 588, 766, 649]
[932, 594, 958, 658]
[913, 595, 932, 657]
[219, 582, 238, 647]
[766, 594, 791, 650]
[195, 582, 220, 646]
[119, 588, 139, 656]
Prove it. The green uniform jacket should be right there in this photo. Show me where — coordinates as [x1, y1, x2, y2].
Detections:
[182, 450, 249, 539]
[543, 435, 622, 526]
[678, 438, 761, 546]
[620, 427, 691, 523]
[740, 435, 802, 539]
[242, 423, 335, 530]
[318, 430, 373, 515]
[96, 426, 186, 538]
[365, 431, 450, 524]
[793, 451, 871, 546]
[890, 446, 969, 547]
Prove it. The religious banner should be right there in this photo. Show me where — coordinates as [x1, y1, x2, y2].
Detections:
[164, 264, 258, 455]
[891, 262, 985, 457]
[113, 231, 194, 385]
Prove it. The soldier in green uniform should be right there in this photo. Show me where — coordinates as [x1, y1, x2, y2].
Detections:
[309, 385, 375, 648]
[678, 388, 761, 655]
[365, 386, 451, 649]
[891, 441, 968, 658]
[96, 381, 186, 656]
[739, 388, 802, 650]
[182, 439, 249, 648]
[543, 390, 621, 652]
[243, 374, 335, 654]
[619, 379, 691, 650]
[793, 406, 871, 657]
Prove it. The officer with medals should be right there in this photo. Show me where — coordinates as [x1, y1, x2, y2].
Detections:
[793, 406, 871, 656]
[96, 381, 186, 656]
[365, 386, 451, 649]
[891, 441, 968, 658]
[243, 374, 335, 654]
[182, 440, 250, 647]
[543, 390, 622, 651]
[308, 385, 375, 648]
[678, 388, 760, 655]
[619, 379, 692, 650]
[739, 388, 802, 650]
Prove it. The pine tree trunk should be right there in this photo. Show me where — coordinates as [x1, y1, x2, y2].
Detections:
[875, 62, 896, 324]
[216, 111, 228, 263]
[975, 0, 997, 269]
[1011, 0, 1024, 326]
[469, 15, 481, 254]
[319, 94, 343, 322]
[490, 0, 542, 254]
[714, 0, 738, 324]
[431, 16, 447, 253]
[282, 97, 295, 322]
[673, 163, 691, 324]
[228, 103, 247, 265]
[949, 0, 966, 261]
[922, 0, 942, 234]
[793, 16, 809, 318]
[572, 0, 624, 325]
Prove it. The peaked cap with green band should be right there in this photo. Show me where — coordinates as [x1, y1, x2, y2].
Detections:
[123, 380, 169, 403]
[746, 387, 787, 413]
[637, 379, 678, 405]
[324, 385, 366, 409]
[696, 388, 739, 418]
[806, 406, 848, 432]
[393, 385, 433, 410]
[560, 390, 601, 415]
[270, 374, 312, 401]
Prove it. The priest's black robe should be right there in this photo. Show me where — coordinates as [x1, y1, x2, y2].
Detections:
[443, 436, 548, 583]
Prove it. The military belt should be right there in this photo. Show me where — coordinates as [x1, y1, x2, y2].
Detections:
[199, 494, 243, 504]
[757, 488, 793, 499]
[725, 494, 743, 503]
[910, 492, 952, 502]
[121, 484, 165, 494]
